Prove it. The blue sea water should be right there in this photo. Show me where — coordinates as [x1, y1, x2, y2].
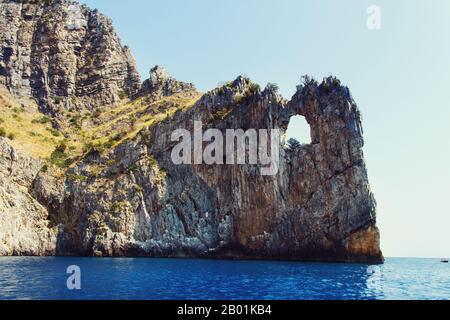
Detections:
[0, 257, 448, 300]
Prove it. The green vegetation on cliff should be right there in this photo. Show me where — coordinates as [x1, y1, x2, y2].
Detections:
[0, 88, 201, 171]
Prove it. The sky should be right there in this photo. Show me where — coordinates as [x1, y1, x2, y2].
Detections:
[78, 0, 450, 258]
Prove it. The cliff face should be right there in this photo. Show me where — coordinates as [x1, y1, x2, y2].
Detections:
[31, 76, 381, 262]
[0, 0, 383, 263]
[0, 0, 141, 115]
[0, 138, 56, 255]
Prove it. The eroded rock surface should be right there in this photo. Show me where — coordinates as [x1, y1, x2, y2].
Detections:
[0, 0, 383, 263]
[139, 65, 196, 100]
[0, 138, 56, 255]
[32, 76, 382, 263]
[0, 0, 141, 114]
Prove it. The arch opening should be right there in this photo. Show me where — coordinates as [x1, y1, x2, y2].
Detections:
[285, 115, 312, 149]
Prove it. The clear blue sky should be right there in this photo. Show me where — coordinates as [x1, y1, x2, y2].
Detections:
[79, 0, 450, 258]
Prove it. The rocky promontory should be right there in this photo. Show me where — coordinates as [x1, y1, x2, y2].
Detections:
[0, 0, 383, 263]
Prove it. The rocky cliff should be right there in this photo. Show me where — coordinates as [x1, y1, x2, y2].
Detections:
[0, 138, 56, 255]
[0, 0, 383, 263]
[0, 0, 141, 115]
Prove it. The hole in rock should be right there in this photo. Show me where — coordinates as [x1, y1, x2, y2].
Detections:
[285, 115, 312, 148]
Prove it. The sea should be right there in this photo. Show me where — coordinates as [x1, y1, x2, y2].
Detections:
[0, 257, 448, 300]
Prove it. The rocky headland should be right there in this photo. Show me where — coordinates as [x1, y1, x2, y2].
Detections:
[0, 0, 383, 263]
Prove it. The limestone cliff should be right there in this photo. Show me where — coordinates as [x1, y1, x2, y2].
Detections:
[0, 0, 383, 263]
[0, 138, 56, 255]
[0, 0, 141, 115]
